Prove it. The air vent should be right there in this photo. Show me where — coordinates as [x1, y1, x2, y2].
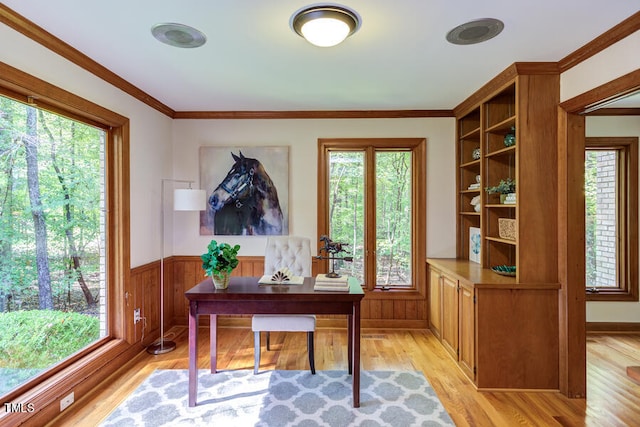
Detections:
[446, 18, 504, 45]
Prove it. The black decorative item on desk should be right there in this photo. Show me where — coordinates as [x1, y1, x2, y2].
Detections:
[315, 235, 353, 278]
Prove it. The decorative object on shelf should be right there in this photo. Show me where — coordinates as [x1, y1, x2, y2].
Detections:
[503, 193, 516, 204]
[491, 265, 516, 277]
[503, 126, 516, 147]
[475, 174, 481, 183]
[201, 240, 240, 289]
[468, 182, 481, 190]
[470, 195, 481, 212]
[472, 147, 481, 160]
[469, 227, 481, 263]
[498, 218, 516, 240]
[485, 178, 516, 203]
[315, 235, 353, 278]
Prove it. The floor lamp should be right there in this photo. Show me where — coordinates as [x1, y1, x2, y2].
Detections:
[147, 179, 206, 355]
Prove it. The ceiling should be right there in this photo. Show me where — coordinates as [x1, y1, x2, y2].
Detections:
[3, 1, 639, 112]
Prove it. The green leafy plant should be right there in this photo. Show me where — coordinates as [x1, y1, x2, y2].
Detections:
[485, 177, 516, 195]
[201, 240, 240, 278]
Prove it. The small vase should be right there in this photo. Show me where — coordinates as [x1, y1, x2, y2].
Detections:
[500, 194, 507, 204]
[212, 271, 230, 289]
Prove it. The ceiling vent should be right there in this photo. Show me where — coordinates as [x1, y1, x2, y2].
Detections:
[446, 18, 504, 45]
[151, 23, 207, 48]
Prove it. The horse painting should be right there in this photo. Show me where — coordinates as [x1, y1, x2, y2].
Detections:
[206, 151, 284, 235]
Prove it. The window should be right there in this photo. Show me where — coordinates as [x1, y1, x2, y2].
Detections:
[0, 61, 129, 407]
[318, 139, 426, 292]
[585, 137, 638, 301]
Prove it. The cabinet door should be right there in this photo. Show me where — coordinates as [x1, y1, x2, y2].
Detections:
[441, 274, 459, 359]
[458, 281, 476, 381]
[428, 267, 442, 339]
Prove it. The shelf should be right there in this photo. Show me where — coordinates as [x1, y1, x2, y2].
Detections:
[485, 203, 516, 208]
[460, 159, 481, 168]
[485, 236, 517, 245]
[460, 211, 481, 216]
[460, 189, 481, 194]
[485, 145, 515, 158]
[461, 127, 481, 140]
[486, 116, 516, 134]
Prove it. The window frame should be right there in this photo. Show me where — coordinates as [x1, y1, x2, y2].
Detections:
[317, 138, 426, 296]
[585, 137, 638, 302]
[0, 61, 130, 410]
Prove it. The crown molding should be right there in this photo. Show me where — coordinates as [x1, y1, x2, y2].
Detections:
[173, 110, 454, 119]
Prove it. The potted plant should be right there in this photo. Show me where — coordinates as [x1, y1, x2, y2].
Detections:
[485, 178, 516, 203]
[201, 240, 240, 289]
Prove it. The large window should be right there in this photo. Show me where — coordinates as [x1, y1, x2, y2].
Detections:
[0, 61, 128, 414]
[585, 137, 638, 301]
[0, 95, 107, 395]
[318, 139, 426, 292]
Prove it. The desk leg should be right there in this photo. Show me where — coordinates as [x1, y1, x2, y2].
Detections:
[210, 314, 217, 373]
[353, 301, 361, 408]
[188, 301, 198, 407]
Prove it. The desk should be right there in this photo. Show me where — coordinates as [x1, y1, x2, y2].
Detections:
[185, 276, 365, 407]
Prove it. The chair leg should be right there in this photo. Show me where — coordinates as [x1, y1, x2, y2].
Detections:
[254, 331, 260, 374]
[266, 331, 271, 351]
[307, 331, 316, 375]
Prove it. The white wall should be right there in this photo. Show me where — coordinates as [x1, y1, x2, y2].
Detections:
[0, 24, 174, 268]
[171, 118, 456, 258]
[560, 31, 640, 102]
[560, 29, 640, 323]
[586, 116, 640, 322]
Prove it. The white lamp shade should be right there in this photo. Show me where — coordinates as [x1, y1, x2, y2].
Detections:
[301, 18, 351, 47]
[174, 189, 206, 211]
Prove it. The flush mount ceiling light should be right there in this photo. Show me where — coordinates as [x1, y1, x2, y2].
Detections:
[446, 18, 504, 45]
[151, 23, 207, 48]
[291, 5, 360, 47]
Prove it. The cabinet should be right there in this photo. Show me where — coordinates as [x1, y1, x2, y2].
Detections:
[428, 258, 559, 390]
[458, 281, 475, 380]
[456, 66, 559, 283]
[428, 264, 476, 382]
[428, 267, 442, 340]
[440, 273, 459, 359]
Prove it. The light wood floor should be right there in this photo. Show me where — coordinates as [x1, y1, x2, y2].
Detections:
[48, 327, 640, 426]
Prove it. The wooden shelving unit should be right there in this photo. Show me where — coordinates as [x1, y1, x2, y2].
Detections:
[456, 70, 560, 283]
[433, 63, 562, 392]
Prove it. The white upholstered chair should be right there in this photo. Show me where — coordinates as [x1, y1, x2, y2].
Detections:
[252, 236, 316, 374]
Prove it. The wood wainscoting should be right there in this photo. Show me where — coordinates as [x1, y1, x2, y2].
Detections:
[129, 255, 429, 334]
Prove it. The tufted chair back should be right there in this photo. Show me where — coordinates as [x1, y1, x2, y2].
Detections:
[263, 236, 312, 277]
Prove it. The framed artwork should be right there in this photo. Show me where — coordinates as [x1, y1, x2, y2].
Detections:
[469, 226, 481, 264]
[199, 146, 289, 235]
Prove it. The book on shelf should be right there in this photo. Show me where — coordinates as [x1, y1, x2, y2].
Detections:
[314, 274, 349, 291]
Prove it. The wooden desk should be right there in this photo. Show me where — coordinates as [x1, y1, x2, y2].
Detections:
[185, 276, 365, 407]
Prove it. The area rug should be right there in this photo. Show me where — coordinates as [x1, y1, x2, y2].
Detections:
[100, 370, 454, 427]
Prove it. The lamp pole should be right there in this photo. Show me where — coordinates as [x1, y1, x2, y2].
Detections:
[147, 178, 205, 355]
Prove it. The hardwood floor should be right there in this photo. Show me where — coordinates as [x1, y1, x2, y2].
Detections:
[47, 327, 640, 426]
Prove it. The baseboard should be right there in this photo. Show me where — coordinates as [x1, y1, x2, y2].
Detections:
[586, 322, 640, 332]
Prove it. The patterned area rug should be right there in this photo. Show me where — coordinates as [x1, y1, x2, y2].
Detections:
[101, 370, 454, 427]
